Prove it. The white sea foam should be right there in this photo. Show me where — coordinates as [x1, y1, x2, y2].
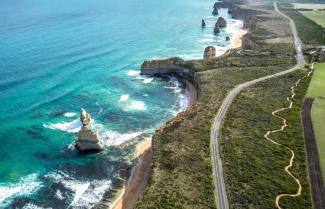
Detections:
[70, 180, 111, 209]
[122, 100, 146, 111]
[199, 38, 215, 43]
[69, 182, 90, 207]
[142, 77, 154, 84]
[130, 101, 146, 110]
[120, 94, 129, 102]
[45, 171, 111, 209]
[0, 174, 42, 204]
[64, 112, 77, 117]
[101, 131, 142, 146]
[22, 203, 51, 209]
[43, 119, 82, 133]
[126, 70, 139, 76]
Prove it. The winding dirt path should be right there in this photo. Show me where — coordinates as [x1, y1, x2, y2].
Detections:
[264, 68, 313, 209]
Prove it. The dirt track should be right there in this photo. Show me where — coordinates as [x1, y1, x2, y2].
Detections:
[301, 98, 325, 209]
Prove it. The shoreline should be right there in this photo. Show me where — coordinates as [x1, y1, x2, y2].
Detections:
[110, 23, 247, 209]
[110, 138, 152, 209]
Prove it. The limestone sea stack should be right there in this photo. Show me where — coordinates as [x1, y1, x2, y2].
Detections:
[216, 17, 227, 28]
[203, 46, 216, 59]
[75, 108, 103, 152]
[212, 8, 219, 15]
[214, 24, 220, 34]
[202, 19, 206, 27]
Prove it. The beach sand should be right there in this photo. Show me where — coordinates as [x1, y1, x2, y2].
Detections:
[109, 27, 247, 209]
[231, 29, 247, 48]
[110, 139, 152, 209]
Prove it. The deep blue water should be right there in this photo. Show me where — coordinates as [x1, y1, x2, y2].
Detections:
[0, 0, 242, 208]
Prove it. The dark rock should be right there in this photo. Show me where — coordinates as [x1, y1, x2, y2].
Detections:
[216, 17, 227, 27]
[226, 36, 230, 41]
[212, 8, 219, 15]
[49, 110, 66, 117]
[202, 19, 206, 27]
[214, 25, 220, 34]
[30, 113, 44, 119]
[34, 152, 49, 160]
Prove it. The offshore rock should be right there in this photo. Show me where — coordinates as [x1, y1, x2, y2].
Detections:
[203, 46, 216, 59]
[75, 108, 103, 152]
[212, 8, 219, 15]
[202, 19, 206, 27]
[226, 36, 230, 41]
[214, 24, 220, 34]
[216, 17, 227, 28]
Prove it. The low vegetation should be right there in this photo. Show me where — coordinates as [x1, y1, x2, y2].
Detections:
[307, 62, 325, 183]
[135, 0, 311, 208]
[300, 11, 325, 28]
[220, 69, 312, 209]
[278, 2, 325, 45]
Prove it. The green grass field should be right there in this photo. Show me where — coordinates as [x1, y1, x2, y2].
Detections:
[307, 62, 325, 97]
[278, 3, 325, 45]
[293, 3, 325, 10]
[307, 62, 325, 182]
[301, 11, 325, 27]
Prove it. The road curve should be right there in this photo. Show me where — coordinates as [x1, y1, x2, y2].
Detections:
[210, 2, 304, 209]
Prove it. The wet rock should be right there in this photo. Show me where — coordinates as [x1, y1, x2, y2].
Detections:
[212, 8, 219, 15]
[34, 152, 49, 160]
[226, 36, 230, 41]
[216, 17, 227, 28]
[49, 110, 66, 117]
[214, 25, 220, 34]
[203, 46, 216, 59]
[202, 19, 206, 27]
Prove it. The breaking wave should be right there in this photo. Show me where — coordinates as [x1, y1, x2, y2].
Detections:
[0, 174, 42, 205]
[43, 119, 82, 133]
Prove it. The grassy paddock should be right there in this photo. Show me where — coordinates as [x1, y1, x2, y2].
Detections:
[307, 62, 325, 184]
[301, 11, 325, 27]
[292, 3, 325, 10]
[278, 3, 325, 45]
[221, 70, 312, 209]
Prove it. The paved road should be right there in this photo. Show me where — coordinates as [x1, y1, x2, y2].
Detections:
[210, 2, 304, 209]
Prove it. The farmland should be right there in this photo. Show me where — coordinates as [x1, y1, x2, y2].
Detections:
[307, 62, 325, 181]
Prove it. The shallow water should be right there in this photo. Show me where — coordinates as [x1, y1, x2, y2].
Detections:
[0, 0, 242, 208]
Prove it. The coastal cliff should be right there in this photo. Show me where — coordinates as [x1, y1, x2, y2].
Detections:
[141, 57, 200, 102]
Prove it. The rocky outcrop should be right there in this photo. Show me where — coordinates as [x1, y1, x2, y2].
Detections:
[241, 34, 259, 49]
[212, 8, 219, 15]
[75, 108, 103, 152]
[216, 17, 227, 27]
[140, 57, 200, 99]
[214, 24, 220, 34]
[203, 46, 216, 59]
[202, 19, 206, 27]
[226, 36, 230, 41]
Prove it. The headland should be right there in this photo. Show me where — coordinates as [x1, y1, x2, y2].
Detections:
[109, 1, 248, 208]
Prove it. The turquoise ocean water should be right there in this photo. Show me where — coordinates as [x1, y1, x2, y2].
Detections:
[0, 0, 242, 208]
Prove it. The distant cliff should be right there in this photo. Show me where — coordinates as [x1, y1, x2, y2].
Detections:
[141, 57, 200, 97]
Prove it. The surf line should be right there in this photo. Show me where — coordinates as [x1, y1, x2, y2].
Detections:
[263, 68, 313, 209]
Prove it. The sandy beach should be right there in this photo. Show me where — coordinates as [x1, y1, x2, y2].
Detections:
[109, 27, 246, 209]
[231, 29, 247, 48]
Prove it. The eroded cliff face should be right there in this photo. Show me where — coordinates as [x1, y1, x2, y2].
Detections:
[140, 57, 200, 98]
[75, 108, 103, 152]
[204, 46, 216, 59]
